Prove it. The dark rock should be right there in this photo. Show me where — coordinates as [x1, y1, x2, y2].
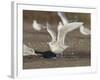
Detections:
[35, 51, 56, 58]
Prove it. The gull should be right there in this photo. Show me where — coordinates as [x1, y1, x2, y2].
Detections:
[47, 12, 90, 57]
[47, 22, 69, 57]
[32, 20, 46, 31]
[32, 20, 42, 31]
[57, 12, 90, 35]
[23, 44, 37, 56]
[47, 22, 84, 57]
[31, 12, 90, 58]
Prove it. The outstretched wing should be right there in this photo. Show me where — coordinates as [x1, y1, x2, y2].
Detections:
[64, 22, 90, 35]
[57, 12, 69, 25]
[57, 22, 68, 45]
[80, 25, 90, 35]
[57, 22, 84, 45]
[66, 22, 84, 32]
[46, 22, 56, 42]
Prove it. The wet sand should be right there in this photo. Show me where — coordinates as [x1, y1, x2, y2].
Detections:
[23, 52, 90, 69]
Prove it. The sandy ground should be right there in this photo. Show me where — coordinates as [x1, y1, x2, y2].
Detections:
[23, 53, 90, 69]
[23, 10, 91, 69]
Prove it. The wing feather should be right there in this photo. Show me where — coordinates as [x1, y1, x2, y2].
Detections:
[47, 22, 56, 42]
[57, 22, 67, 45]
[66, 22, 84, 32]
[57, 12, 69, 25]
[57, 22, 84, 45]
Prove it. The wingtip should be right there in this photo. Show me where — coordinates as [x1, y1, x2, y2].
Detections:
[46, 22, 51, 30]
[58, 21, 63, 25]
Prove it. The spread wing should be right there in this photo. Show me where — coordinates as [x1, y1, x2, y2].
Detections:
[57, 22, 68, 45]
[64, 22, 90, 35]
[57, 12, 69, 25]
[57, 22, 84, 45]
[66, 22, 84, 32]
[46, 22, 56, 42]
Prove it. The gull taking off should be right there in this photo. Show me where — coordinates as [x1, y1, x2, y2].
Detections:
[47, 12, 90, 57]
[57, 12, 90, 35]
[47, 22, 69, 57]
